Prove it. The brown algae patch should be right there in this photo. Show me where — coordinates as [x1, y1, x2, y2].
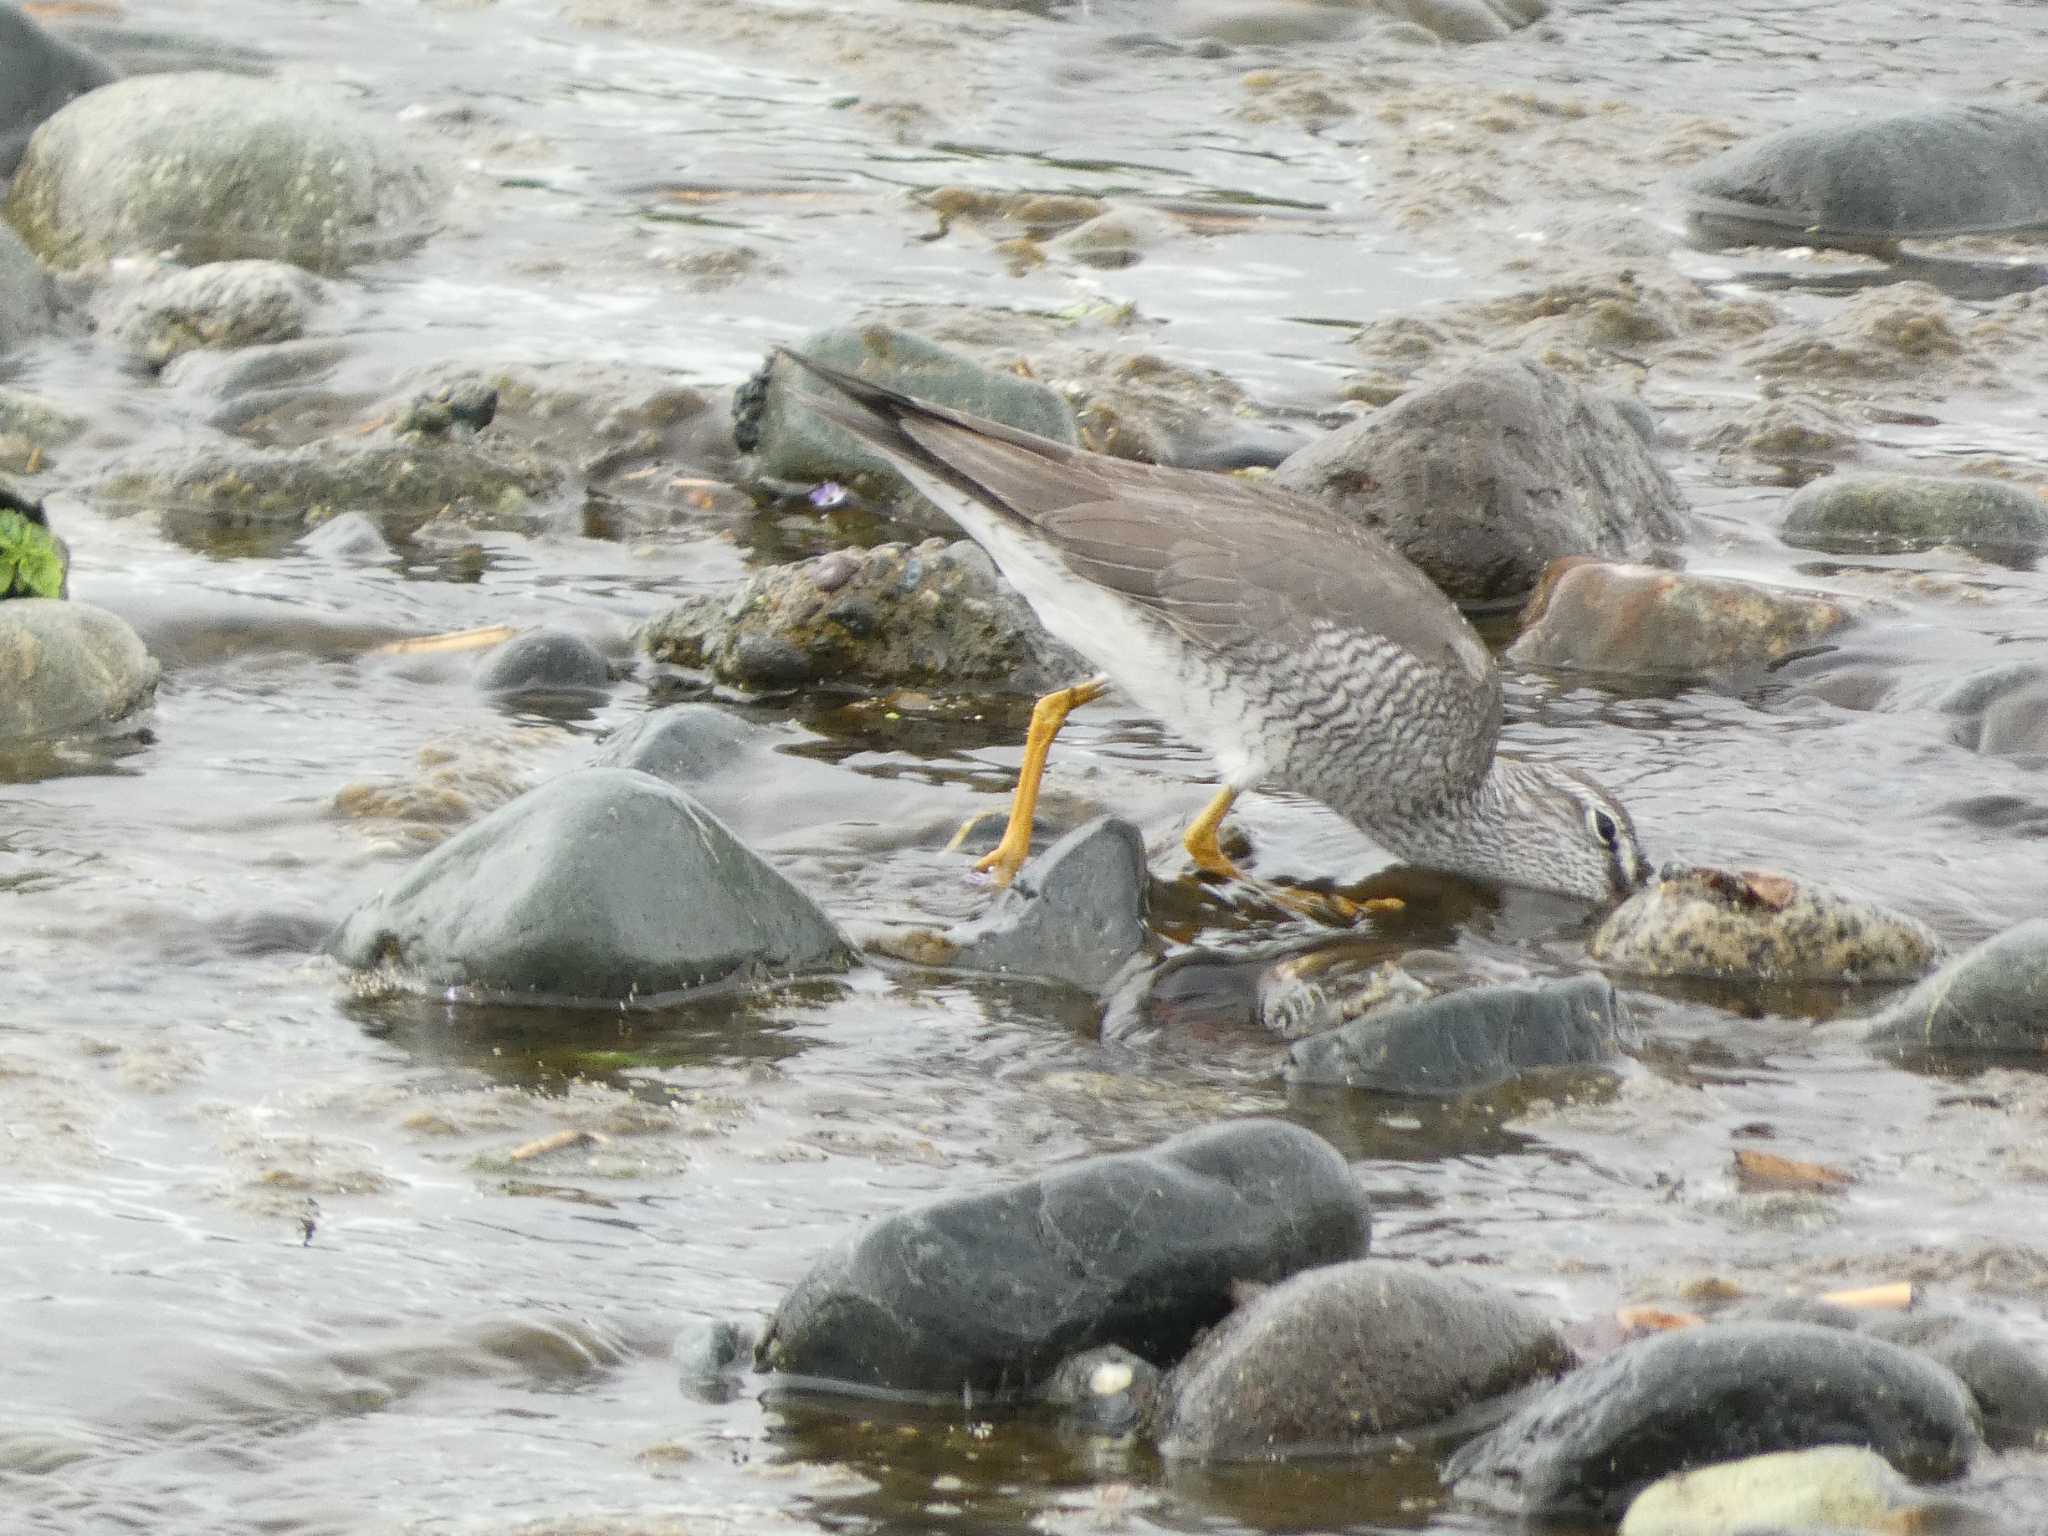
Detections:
[1591, 865, 1942, 983]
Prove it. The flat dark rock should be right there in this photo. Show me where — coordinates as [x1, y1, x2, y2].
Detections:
[1865, 1313, 2048, 1453]
[327, 767, 854, 1003]
[1684, 105, 2048, 250]
[756, 1118, 1372, 1401]
[1284, 973, 1629, 1096]
[1446, 1321, 1982, 1523]
[1158, 1261, 1571, 1460]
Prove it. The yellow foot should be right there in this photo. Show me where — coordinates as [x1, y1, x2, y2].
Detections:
[1182, 785, 1244, 881]
[968, 674, 1110, 887]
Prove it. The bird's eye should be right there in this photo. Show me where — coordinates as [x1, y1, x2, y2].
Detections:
[1590, 809, 1619, 848]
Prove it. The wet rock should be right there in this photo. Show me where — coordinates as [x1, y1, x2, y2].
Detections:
[1269, 359, 1686, 606]
[1259, 951, 1436, 1041]
[639, 538, 1083, 694]
[8, 72, 443, 274]
[96, 436, 562, 539]
[96, 260, 323, 370]
[673, 1317, 755, 1385]
[0, 5, 115, 178]
[1700, 395, 1860, 480]
[1864, 1314, 2048, 1452]
[1446, 1321, 1981, 1524]
[1508, 559, 1856, 681]
[327, 767, 855, 1003]
[1745, 284, 1967, 381]
[397, 382, 498, 440]
[1062, 349, 1295, 470]
[1684, 105, 2048, 253]
[1590, 865, 1941, 984]
[864, 817, 1151, 994]
[1040, 1345, 1161, 1436]
[297, 512, 392, 563]
[1158, 1262, 1571, 1461]
[1371, 0, 1549, 44]
[737, 324, 1076, 519]
[1049, 205, 1177, 270]
[1284, 973, 1630, 1096]
[1781, 473, 2048, 562]
[756, 1118, 1372, 1400]
[1866, 920, 2048, 1055]
[0, 599, 158, 741]
[1937, 664, 2048, 760]
[474, 629, 613, 700]
[1619, 1445, 1991, 1536]
[0, 222, 52, 356]
[594, 703, 762, 786]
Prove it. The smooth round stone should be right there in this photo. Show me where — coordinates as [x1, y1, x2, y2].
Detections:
[1867, 919, 2048, 1054]
[1590, 865, 1941, 983]
[0, 598, 159, 741]
[474, 628, 612, 697]
[100, 260, 323, 369]
[1684, 105, 2048, 251]
[1447, 1321, 1982, 1524]
[1158, 1261, 1571, 1460]
[8, 72, 443, 273]
[1781, 473, 2048, 560]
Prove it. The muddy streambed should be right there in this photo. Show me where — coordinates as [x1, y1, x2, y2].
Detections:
[10, 0, 2048, 1532]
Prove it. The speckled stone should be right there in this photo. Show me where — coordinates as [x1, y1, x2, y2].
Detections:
[1590, 864, 1941, 983]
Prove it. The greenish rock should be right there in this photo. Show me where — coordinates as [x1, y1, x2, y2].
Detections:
[0, 508, 66, 599]
[99, 260, 323, 370]
[0, 222, 52, 355]
[1619, 1445, 1983, 1535]
[1780, 473, 2048, 560]
[639, 537, 1083, 693]
[738, 325, 1076, 521]
[1271, 359, 1686, 606]
[1866, 919, 2048, 1055]
[0, 387, 86, 448]
[95, 437, 561, 538]
[327, 767, 855, 1004]
[1158, 1262, 1572, 1461]
[1284, 973, 1631, 1096]
[8, 72, 443, 274]
[0, 599, 157, 741]
[1684, 105, 2048, 252]
[1509, 560, 1856, 681]
[1591, 865, 1940, 983]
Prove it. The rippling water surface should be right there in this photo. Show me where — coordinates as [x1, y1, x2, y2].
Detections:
[11, 1, 2048, 1532]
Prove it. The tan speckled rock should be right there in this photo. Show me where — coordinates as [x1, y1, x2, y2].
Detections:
[1590, 865, 1941, 983]
[1510, 560, 1857, 681]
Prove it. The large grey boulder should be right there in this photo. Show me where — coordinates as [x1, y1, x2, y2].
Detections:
[756, 1118, 1371, 1400]
[1158, 1262, 1570, 1460]
[1684, 105, 2048, 252]
[0, 5, 114, 177]
[9, 72, 442, 274]
[328, 768, 855, 1003]
[1270, 359, 1686, 606]
[0, 599, 157, 741]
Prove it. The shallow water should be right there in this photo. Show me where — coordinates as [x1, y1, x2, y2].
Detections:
[11, 1, 2048, 1532]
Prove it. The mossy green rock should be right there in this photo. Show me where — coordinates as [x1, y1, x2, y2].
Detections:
[1781, 472, 2048, 559]
[0, 599, 158, 741]
[8, 72, 442, 274]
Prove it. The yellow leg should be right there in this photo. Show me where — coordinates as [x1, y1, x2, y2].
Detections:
[1182, 786, 1244, 880]
[971, 675, 1110, 885]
